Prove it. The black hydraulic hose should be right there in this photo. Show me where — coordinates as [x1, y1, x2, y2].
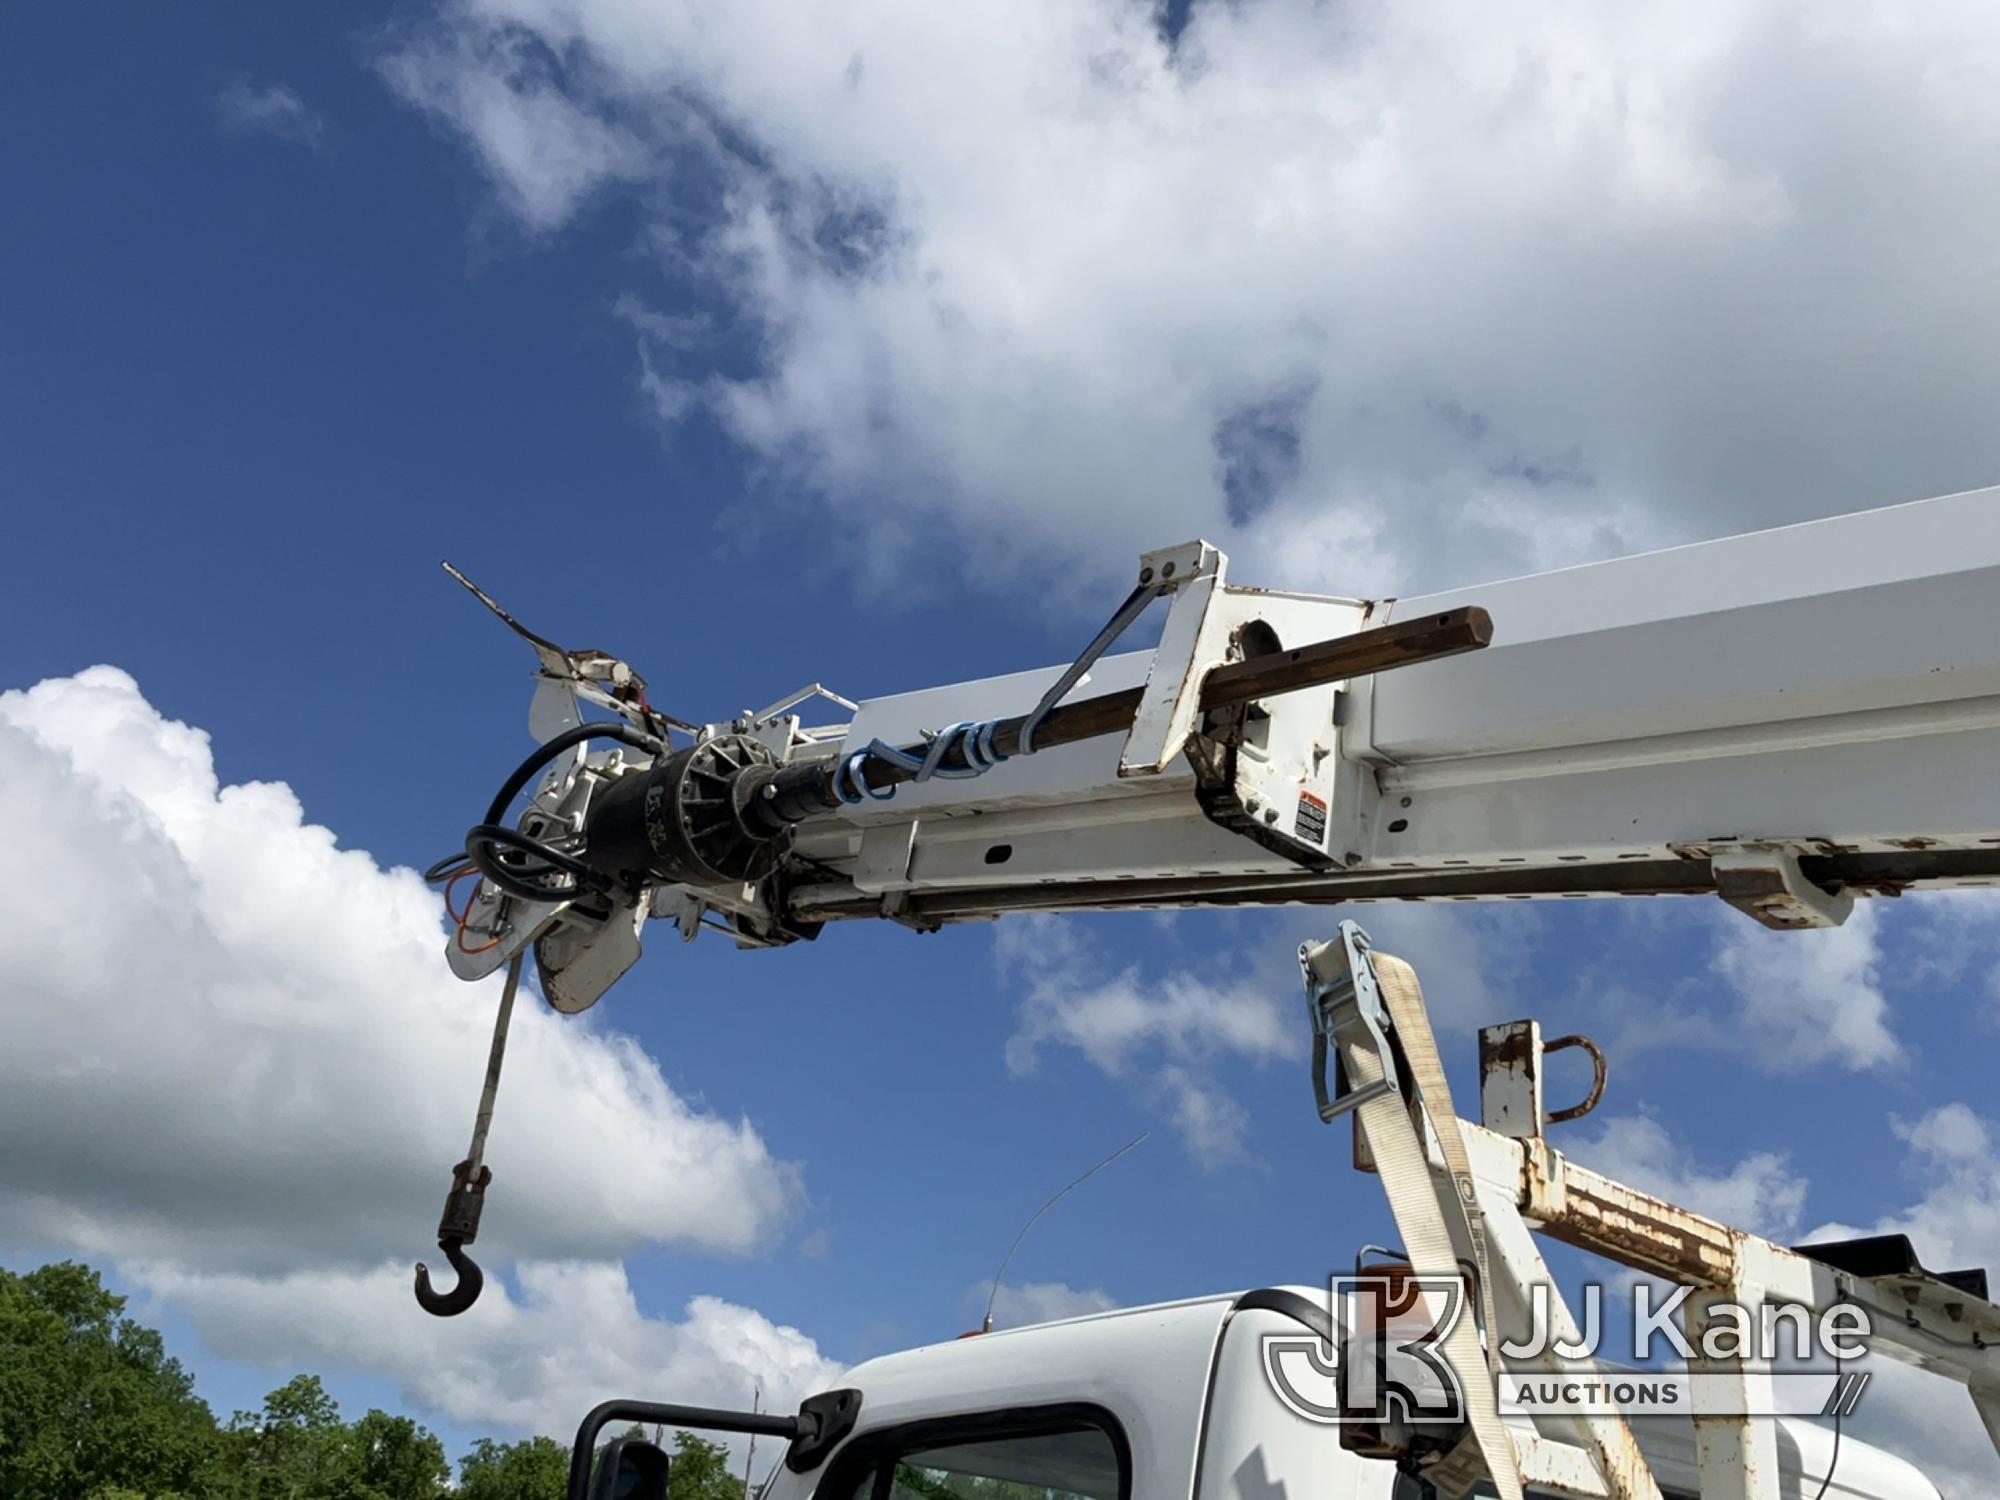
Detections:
[482, 721, 663, 827]
[464, 721, 664, 903]
[465, 824, 613, 902]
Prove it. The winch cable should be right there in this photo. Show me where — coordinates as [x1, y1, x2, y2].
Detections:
[414, 950, 524, 1317]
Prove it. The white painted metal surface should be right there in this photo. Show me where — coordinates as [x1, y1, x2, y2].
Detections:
[1349, 486, 2000, 872]
[757, 1293, 1237, 1499]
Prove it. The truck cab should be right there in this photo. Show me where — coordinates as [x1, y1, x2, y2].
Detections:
[757, 1289, 1940, 1500]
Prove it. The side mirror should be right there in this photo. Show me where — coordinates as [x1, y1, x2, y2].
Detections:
[589, 1437, 671, 1500]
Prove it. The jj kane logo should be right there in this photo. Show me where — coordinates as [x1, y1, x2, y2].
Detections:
[1261, 1275, 1874, 1423]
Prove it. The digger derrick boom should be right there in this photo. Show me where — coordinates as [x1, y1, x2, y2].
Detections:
[436, 484, 2000, 1011]
[781, 487, 2000, 931]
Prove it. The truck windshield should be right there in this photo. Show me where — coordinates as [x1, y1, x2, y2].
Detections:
[829, 1415, 1127, 1500]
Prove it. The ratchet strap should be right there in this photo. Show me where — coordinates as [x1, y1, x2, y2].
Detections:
[1307, 926, 1523, 1500]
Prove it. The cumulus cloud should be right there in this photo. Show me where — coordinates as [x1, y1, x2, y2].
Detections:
[380, 31, 649, 233]
[978, 1279, 1118, 1331]
[999, 918, 1288, 1165]
[381, 0, 2000, 598]
[0, 669, 821, 1432]
[1568, 1113, 1807, 1241]
[1002, 920, 1290, 1076]
[1711, 901, 1903, 1071]
[215, 80, 325, 148]
[145, 1261, 841, 1440]
[996, 903, 1532, 1164]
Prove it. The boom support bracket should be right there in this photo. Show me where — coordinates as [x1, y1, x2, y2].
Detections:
[1710, 846, 1855, 930]
[1118, 540, 1230, 777]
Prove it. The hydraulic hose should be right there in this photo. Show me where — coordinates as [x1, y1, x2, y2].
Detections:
[462, 721, 664, 902]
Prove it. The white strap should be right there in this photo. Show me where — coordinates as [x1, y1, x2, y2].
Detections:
[1328, 946, 1525, 1500]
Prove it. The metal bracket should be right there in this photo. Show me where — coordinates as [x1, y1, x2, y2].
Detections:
[742, 682, 860, 729]
[1301, 921, 1400, 1123]
[1478, 1020, 1606, 1138]
[1118, 541, 1229, 777]
[1711, 845, 1854, 929]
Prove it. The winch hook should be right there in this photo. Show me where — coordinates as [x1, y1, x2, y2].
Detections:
[415, 1237, 485, 1317]
[414, 952, 522, 1318]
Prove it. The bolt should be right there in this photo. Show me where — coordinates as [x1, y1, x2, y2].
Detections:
[1263, 807, 1280, 825]
[1400, 796, 1412, 809]
[1139, 566, 1154, 584]
[1162, 560, 1177, 578]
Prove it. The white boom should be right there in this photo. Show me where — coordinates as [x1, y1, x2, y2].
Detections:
[781, 485, 2000, 929]
[433, 484, 2000, 1010]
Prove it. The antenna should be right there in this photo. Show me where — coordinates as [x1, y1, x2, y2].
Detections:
[982, 1132, 1149, 1334]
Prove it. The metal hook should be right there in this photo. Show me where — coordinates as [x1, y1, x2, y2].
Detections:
[414, 1239, 485, 1317]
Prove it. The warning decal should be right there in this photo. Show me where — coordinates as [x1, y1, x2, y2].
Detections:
[1295, 790, 1329, 848]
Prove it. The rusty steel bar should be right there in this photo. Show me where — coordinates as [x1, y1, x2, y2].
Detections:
[1518, 1138, 1745, 1288]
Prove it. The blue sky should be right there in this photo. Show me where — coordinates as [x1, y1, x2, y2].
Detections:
[5, 1, 2000, 1488]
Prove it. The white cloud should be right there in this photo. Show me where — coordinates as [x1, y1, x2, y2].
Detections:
[215, 80, 325, 148]
[380, 31, 649, 233]
[995, 904, 1531, 1164]
[1711, 901, 1903, 1071]
[978, 1279, 1118, 1331]
[382, 0, 2000, 598]
[0, 668, 821, 1432]
[145, 1260, 842, 1441]
[1568, 1113, 1807, 1241]
[998, 918, 1287, 1165]
[1001, 920, 1290, 1076]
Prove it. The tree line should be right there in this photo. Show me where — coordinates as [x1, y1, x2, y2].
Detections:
[0, 1261, 750, 1500]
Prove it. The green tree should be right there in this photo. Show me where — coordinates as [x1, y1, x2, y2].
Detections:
[226, 1373, 356, 1499]
[1, 1258, 739, 1500]
[0, 1261, 222, 1499]
[348, 1409, 450, 1500]
[665, 1431, 743, 1500]
[456, 1435, 571, 1500]
[212, 1376, 450, 1500]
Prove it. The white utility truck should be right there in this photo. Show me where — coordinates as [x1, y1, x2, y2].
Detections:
[415, 487, 2000, 1500]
